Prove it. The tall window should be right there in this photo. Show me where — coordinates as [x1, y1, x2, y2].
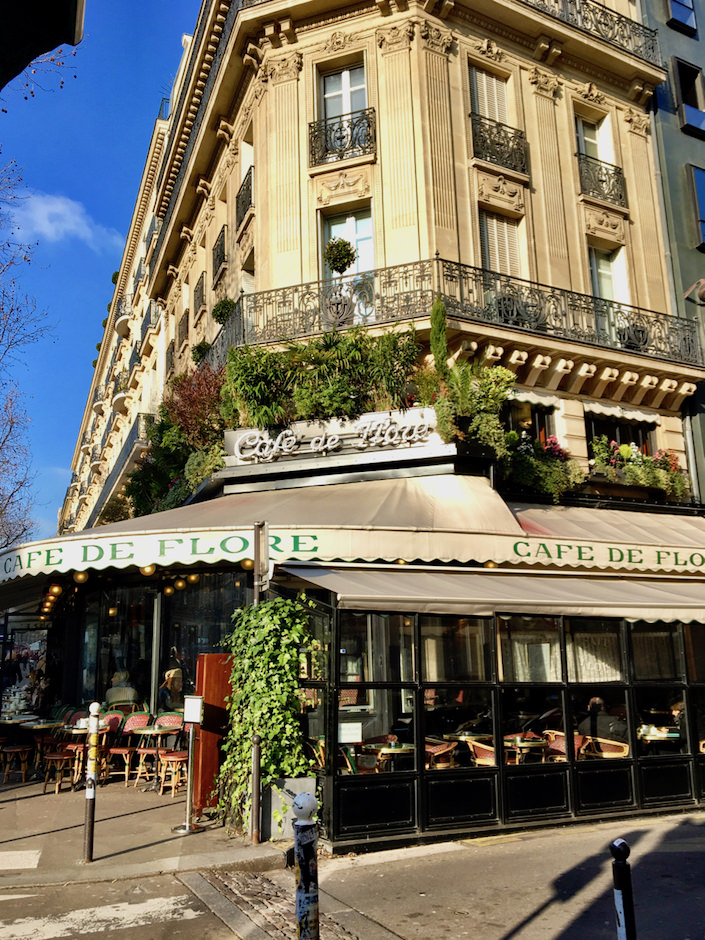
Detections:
[675, 59, 705, 137]
[324, 209, 373, 275]
[588, 247, 616, 301]
[689, 165, 705, 249]
[322, 65, 366, 119]
[470, 67, 508, 123]
[575, 116, 600, 160]
[479, 210, 519, 276]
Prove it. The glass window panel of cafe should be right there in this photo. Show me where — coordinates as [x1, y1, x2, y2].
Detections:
[298, 605, 331, 768]
[630, 620, 689, 758]
[683, 622, 705, 751]
[420, 616, 494, 770]
[92, 585, 155, 708]
[337, 613, 415, 774]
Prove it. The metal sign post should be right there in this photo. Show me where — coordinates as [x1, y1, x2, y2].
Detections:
[81, 701, 101, 863]
[293, 793, 319, 940]
[173, 694, 204, 835]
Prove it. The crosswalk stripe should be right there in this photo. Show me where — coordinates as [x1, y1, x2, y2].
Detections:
[0, 894, 203, 939]
[0, 851, 41, 870]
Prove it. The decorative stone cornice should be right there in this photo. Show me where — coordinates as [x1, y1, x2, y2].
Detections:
[625, 107, 649, 136]
[584, 207, 626, 246]
[417, 19, 454, 55]
[529, 67, 561, 99]
[476, 171, 525, 217]
[268, 52, 303, 84]
[316, 169, 371, 206]
[473, 37, 504, 61]
[196, 176, 212, 199]
[377, 21, 415, 52]
[216, 117, 235, 143]
[576, 81, 606, 104]
[326, 30, 354, 53]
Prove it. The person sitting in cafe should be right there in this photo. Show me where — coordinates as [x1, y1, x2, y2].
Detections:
[578, 696, 628, 742]
[105, 670, 139, 706]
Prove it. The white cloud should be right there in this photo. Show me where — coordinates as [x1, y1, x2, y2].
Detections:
[11, 191, 123, 254]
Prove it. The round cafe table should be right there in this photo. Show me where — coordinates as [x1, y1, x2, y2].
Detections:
[135, 726, 177, 792]
[503, 735, 548, 763]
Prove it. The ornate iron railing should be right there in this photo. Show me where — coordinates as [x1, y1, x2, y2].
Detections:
[115, 295, 131, 322]
[145, 216, 161, 246]
[470, 113, 529, 175]
[230, 258, 701, 365]
[194, 271, 206, 315]
[93, 385, 105, 408]
[128, 345, 140, 376]
[177, 310, 189, 348]
[212, 225, 227, 283]
[113, 371, 129, 396]
[140, 302, 160, 346]
[132, 259, 144, 295]
[236, 166, 254, 230]
[519, 0, 660, 65]
[136, 412, 156, 440]
[309, 107, 377, 167]
[577, 153, 627, 207]
[166, 339, 175, 375]
[204, 298, 244, 371]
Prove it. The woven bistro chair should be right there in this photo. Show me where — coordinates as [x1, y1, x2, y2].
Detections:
[424, 738, 458, 770]
[133, 712, 184, 787]
[581, 736, 630, 759]
[105, 711, 150, 785]
[542, 730, 588, 762]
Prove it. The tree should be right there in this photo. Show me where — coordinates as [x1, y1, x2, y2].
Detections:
[0, 148, 49, 547]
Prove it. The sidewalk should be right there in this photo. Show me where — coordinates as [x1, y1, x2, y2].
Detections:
[0, 777, 283, 887]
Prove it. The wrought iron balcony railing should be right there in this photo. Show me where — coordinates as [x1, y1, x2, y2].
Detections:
[309, 107, 377, 167]
[177, 310, 189, 348]
[166, 339, 175, 375]
[140, 302, 160, 347]
[577, 152, 627, 207]
[132, 259, 145, 295]
[206, 258, 700, 367]
[236, 166, 254, 231]
[194, 271, 206, 315]
[520, 0, 660, 66]
[212, 225, 227, 284]
[470, 113, 529, 175]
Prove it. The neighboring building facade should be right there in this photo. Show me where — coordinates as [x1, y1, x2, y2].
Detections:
[9, 0, 705, 847]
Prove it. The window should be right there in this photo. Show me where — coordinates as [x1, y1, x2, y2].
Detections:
[588, 247, 616, 301]
[324, 209, 373, 275]
[668, 0, 697, 34]
[575, 116, 600, 160]
[675, 59, 705, 137]
[470, 66, 508, 124]
[585, 414, 656, 456]
[689, 166, 705, 249]
[322, 65, 366, 120]
[479, 210, 520, 276]
[501, 400, 554, 444]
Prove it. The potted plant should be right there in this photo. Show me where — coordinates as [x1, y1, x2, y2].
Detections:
[212, 297, 236, 325]
[499, 432, 586, 503]
[191, 339, 211, 365]
[323, 237, 357, 276]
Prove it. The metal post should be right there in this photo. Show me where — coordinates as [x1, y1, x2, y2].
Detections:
[81, 701, 101, 864]
[251, 734, 261, 845]
[293, 793, 319, 940]
[610, 838, 637, 940]
[173, 721, 203, 835]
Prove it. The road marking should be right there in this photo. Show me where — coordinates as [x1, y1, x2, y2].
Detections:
[0, 852, 41, 870]
[0, 895, 37, 902]
[0, 894, 203, 939]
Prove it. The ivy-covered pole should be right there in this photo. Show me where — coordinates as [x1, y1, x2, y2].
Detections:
[293, 792, 319, 939]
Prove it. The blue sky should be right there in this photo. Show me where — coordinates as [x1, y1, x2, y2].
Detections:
[1, 2, 198, 540]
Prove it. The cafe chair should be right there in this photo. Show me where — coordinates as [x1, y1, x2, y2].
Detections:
[106, 711, 150, 785]
[582, 736, 630, 759]
[466, 739, 497, 766]
[699, 740, 705, 755]
[134, 712, 184, 787]
[42, 747, 74, 794]
[2, 744, 33, 783]
[542, 730, 587, 762]
[424, 738, 457, 770]
[158, 750, 189, 797]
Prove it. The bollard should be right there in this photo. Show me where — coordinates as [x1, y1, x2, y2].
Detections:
[610, 838, 637, 940]
[293, 792, 319, 940]
[82, 701, 101, 864]
[251, 734, 261, 845]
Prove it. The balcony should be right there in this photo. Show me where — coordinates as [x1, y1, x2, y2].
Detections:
[140, 301, 160, 352]
[519, 0, 660, 66]
[577, 153, 627, 207]
[80, 431, 92, 455]
[470, 113, 529, 176]
[92, 385, 106, 415]
[114, 296, 131, 338]
[177, 310, 189, 349]
[90, 446, 103, 472]
[236, 166, 254, 232]
[193, 271, 206, 318]
[228, 257, 700, 366]
[212, 225, 227, 286]
[113, 371, 129, 414]
[309, 108, 376, 167]
[132, 259, 145, 296]
[166, 339, 175, 376]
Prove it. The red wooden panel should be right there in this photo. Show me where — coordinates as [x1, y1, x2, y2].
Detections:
[192, 653, 231, 815]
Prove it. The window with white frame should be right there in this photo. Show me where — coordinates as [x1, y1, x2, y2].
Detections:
[322, 65, 367, 120]
[323, 209, 373, 276]
[470, 66, 508, 124]
[588, 246, 616, 301]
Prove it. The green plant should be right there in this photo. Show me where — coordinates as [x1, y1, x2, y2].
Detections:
[501, 433, 585, 503]
[589, 435, 691, 501]
[430, 296, 449, 382]
[217, 595, 317, 832]
[125, 407, 192, 516]
[323, 237, 357, 275]
[212, 297, 236, 325]
[184, 443, 225, 489]
[222, 345, 294, 428]
[434, 361, 515, 458]
[191, 340, 211, 365]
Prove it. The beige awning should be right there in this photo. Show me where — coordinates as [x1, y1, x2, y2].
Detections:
[0, 475, 523, 588]
[284, 565, 705, 622]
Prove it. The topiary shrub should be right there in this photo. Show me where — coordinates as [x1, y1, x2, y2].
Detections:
[323, 237, 357, 275]
[212, 297, 236, 325]
[191, 340, 211, 365]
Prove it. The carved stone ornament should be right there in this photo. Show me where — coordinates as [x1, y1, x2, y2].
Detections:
[325, 31, 353, 53]
[476, 170, 525, 216]
[624, 108, 649, 136]
[418, 20, 454, 55]
[577, 81, 605, 104]
[268, 52, 303, 84]
[377, 22, 415, 52]
[585, 207, 625, 245]
[528, 67, 560, 98]
[238, 226, 254, 261]
[473, 37, 503, 61]
[317, 168, 371, 206]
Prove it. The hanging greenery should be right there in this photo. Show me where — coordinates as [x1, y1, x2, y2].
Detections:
[212, 297, 236, 325]
[217, 595, 317, 832]
[191, 339, 211, 365]
[499, 432, 585, 503]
